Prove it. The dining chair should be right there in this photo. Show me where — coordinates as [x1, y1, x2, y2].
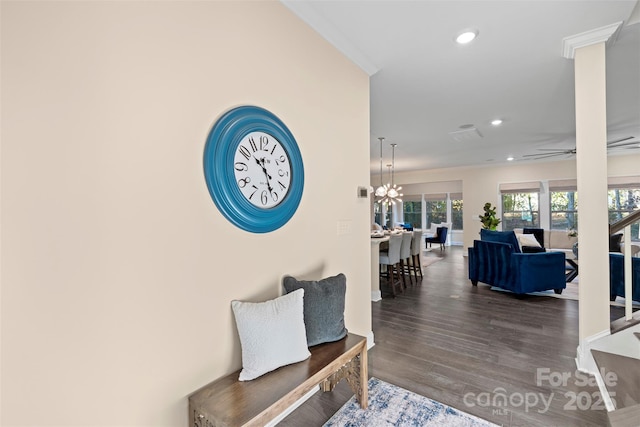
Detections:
[425, 227, 448, 251]
[410, 229, 423, 281]
[379, 233, 403, 297]
[399, 231, 414, 287]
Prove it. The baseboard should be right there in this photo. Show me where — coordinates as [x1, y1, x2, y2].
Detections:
[592, 362, 617, 412]
[365, 330, 375, 350]
[575, 328, 611, 373]
[575, 328, 615, 412]
[371, 290, 382, 302]
[264, 387, 319, 427]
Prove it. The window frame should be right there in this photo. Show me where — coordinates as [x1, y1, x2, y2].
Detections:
[607, 187, 640, 241]
[501, 191, 541, 231]
[401, 198, 422, 229]
[424, 196, 447, 229]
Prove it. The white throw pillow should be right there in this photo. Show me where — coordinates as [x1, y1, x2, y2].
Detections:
[518, 233, 541, 248]
[514, 232, 524, 251]
[231, 289, 310, 381]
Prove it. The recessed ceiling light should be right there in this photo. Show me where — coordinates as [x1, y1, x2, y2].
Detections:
[491, 119, 503, 126]
[507, 156, 514, 161]
[456, 30, 478, 44]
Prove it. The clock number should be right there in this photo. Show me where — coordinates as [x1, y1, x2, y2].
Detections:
[278, 180, 287, 191]
[234, 162, 248, 172]
[238, 177, 251, 188]
[260, 135, 270, 151]
[238, 145, 251, 161]
[248, 185, 258, 200]
[248, 136, 258, 153]
[270, 145, 277, 155]
[271, 190, 279, 203]
[278, 169, 289, 177]
[261, 190, 268, 206]
[275, 155, 286, 165]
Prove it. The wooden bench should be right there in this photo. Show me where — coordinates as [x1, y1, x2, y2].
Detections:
[188, 333, 368, 427]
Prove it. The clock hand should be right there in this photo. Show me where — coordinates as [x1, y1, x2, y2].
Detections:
[253, 156, 273, 179]
[260, 158, 273, 180]
[255, 157, 274, 191]
[262, 165, 274, 193]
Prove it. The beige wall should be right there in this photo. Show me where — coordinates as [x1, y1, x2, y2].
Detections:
[0, 1, 371, 425]
[388, 153, 640, 250]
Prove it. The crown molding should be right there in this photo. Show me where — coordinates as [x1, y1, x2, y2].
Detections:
[562, 21, 623, 59]
[281, 0, 380, 76]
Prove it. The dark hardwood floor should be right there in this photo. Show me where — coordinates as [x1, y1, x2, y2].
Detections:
[279, 246, 624, 426]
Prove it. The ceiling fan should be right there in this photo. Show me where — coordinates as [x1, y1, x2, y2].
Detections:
[522, 136, 639, 160]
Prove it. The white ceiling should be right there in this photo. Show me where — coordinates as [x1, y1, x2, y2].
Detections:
[283, 0, 640, 173]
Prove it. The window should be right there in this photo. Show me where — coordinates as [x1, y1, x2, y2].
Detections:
[402, 198, 422, 229]
[450, 193, 463, 230]
[501, 192, 540, 230]
[550, 191, 578, 230]
[373, 201, 391, 229]
[424, 195, 447, 228]
[378, 189, 462, 235]
[608, 187, 640, 240]
[499, 182, 541, 231]
[549, 179, 578, 230]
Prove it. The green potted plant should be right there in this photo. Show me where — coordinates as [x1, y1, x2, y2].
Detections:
[479, 202, 501, 230]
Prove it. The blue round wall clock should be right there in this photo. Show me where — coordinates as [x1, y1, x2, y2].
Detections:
[203, 106, 304, 233]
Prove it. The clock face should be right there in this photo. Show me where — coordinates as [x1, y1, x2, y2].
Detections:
[233, 131, 291, 208]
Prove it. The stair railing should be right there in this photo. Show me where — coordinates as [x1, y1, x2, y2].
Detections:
[609, 209, 640, 321]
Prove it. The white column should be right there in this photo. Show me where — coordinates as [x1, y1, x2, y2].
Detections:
[574, 42, 610, 343]
[563, 22, 622, 370]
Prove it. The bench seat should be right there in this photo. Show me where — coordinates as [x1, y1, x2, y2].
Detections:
[188, 333, 368, 427]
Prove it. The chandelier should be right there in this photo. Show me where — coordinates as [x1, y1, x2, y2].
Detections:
[374, 137, 388, 198]
[379, 143, 403, 205]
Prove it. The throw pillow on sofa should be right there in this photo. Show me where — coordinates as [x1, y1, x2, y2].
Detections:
[231, 289, 310, 381]
[283, 273, 348, 347]
[518, 233, 541, 249]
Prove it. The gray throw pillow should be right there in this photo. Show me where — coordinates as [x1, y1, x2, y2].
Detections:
[282, 273, 348, 347]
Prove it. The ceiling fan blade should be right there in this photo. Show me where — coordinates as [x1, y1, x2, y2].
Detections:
[607, 136, 634, 146]
[607, 141, 640, 148]
[522, 136, 637, 161]
[522, 152, 569, 160]
[522, 153, 553, 157]
[522, 153, 562, 158]
[524, 148, 574, 155]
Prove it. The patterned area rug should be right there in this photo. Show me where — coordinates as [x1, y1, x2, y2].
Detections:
[421, 256, 443, 269]
[324, 377, 497, 427]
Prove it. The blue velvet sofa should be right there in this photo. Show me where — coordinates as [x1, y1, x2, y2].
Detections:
[468, 229, 567, 295]
[609, 253, 640, 302]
